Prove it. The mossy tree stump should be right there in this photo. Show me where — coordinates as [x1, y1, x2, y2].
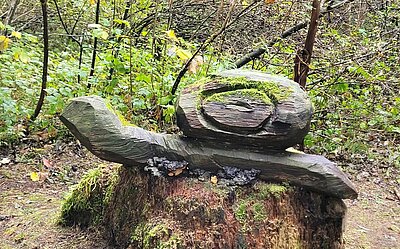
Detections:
[60, 165, 346, 249]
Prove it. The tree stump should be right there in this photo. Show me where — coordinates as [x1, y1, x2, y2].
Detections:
[60, 165, 346, 249]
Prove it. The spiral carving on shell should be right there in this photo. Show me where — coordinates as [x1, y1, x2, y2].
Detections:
[176, 70, 313, 150]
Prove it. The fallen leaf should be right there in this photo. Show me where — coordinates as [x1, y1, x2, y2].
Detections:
[30, 172, 40, 182]
[211, 175, 218, 184]
[167, 167, 184, 177]
[39, 171, 49, 181]
[166, 30, 179, 42]
[1, 157, 11, 165]
[30, 171, 49, 182]
[43, 158, 53, 168]
[174, 168, 184, 176]
[285, 147, 305, 154]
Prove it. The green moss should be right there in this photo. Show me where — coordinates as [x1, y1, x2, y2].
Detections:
[209, 76, 292, 103]
[252, 202, 267, 222]
[191, 75, 292, 110]
[131, 222, 181, 249]
[59, 167, 103, 226]
[58, 164, 120, 227]
[104, 99, 136, 127]
[257, 183, 288, 199]
[204, 89, 273, 105]
[103, 166, 120, 205]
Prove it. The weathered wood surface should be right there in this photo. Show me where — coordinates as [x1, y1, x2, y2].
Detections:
[176, 70, 313, 149]
[60, 166, 347, 248]
[103, 167, 347, 248]
[60, 96, 357, 199]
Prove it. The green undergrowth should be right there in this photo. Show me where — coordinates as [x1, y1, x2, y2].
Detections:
[58, 164, 120, 227]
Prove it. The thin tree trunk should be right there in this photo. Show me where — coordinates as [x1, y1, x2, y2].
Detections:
[88, 0, 101, 89]
[294, 0, 322, 151]
[294, 0, 322, 88]
[30, 0, 49, 121]
[108, 0, 133, 80]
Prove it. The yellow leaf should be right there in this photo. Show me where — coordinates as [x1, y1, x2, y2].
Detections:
[210, 175, 218, 184]
[100, 30, 109, 40]
[0, 36, 11, 51]
[176, 48, 192, 61]
[90, 0, 96, 5]
[11, 31, 21, 39]
[30, 172, 40, 182]
[19, 51, 29, 63]
[166, 30, 179, 42]
[13, 50, 21, 60]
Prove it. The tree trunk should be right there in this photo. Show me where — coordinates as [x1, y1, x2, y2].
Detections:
[30, 0, 49, 121]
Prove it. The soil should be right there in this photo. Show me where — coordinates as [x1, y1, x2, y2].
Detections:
[0, 139, 399, 249]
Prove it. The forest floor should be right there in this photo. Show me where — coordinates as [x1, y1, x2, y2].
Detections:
[0, 139, 399, 249]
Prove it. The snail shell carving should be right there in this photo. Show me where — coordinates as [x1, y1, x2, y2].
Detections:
[176, 70, 313, 150]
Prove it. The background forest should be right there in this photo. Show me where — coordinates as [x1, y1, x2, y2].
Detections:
[1, 0, 399, 171]
[0, 0, 399, 247]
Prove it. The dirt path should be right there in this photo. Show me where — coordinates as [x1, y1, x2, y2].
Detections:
[0, 141, 399, 248]
[344, 179, 399, 248]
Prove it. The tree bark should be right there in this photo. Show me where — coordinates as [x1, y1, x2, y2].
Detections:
[61, 165, 347, 249]
[294, 0, 321, 88]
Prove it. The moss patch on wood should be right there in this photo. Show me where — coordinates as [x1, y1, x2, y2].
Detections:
[104, 99, 136, 127]
[61, 166, 346, 248]
[187, 75, 293, 111]
[58, 164, 120, 227]
[131, 221, 182, 249]
[204, 89, 273, 105]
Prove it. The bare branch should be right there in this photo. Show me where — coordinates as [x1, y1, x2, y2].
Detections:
[171, 0, 262, 95]
[235, 0, 355, 68]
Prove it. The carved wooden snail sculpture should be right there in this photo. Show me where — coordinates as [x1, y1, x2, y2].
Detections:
[60, 69, 357, 199]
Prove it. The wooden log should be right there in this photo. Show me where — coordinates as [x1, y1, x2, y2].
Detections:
[59, 96, 357, 199]
[60, 165, 347, 248]
[176, 70, 313, 150]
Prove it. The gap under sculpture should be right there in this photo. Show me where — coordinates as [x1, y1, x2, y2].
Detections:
[59, 69, 357, 200]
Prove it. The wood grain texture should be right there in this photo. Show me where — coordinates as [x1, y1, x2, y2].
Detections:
[176, 69, 313, 149]
[60, 95, 357, 199]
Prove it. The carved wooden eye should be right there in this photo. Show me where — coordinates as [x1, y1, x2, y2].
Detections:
[176, 70, 313, 150]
